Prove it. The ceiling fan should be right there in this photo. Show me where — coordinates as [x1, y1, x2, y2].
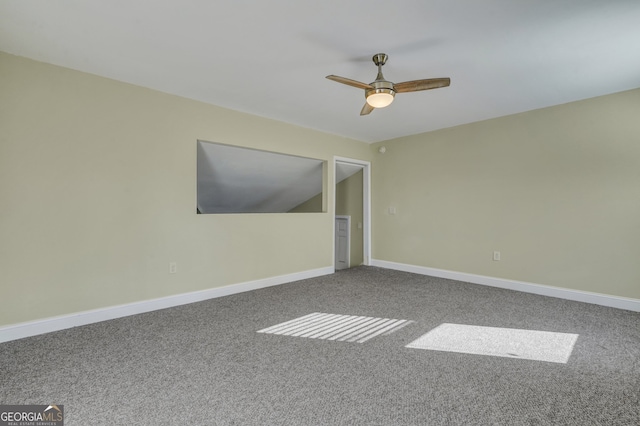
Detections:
[326, 53, 450, 115]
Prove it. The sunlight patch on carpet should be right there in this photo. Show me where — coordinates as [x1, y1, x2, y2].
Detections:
[406, 323, 579, 363]
[258, 312, 411, 343]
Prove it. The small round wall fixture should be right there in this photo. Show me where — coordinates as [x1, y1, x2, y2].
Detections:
[378, 146, 387, 154]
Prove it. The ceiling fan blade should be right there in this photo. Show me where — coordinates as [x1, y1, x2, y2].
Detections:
[360, 103, 374, 116]
[326, 75, 373, 90]
[393, 78, 450, 93]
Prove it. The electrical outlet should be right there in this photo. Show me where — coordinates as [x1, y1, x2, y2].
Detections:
[169, 262, 177, 273]
[493, 251, 501, 261]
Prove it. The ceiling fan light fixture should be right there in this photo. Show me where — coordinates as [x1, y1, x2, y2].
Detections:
[327, 52, 450, 115]
[366, 89, 395, 108]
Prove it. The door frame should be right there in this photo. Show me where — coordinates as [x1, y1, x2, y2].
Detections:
[333, 156, 371, 270]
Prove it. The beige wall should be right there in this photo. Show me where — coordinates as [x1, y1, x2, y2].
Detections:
[0, 52, 371, 326]
[2, 51, 638, 329]
[336, 170, 364, 267]
[372, 88, 640, 299]
[288, 192, 323, 213]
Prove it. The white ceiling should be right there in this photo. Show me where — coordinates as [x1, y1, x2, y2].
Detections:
[1, 1, 640, 143]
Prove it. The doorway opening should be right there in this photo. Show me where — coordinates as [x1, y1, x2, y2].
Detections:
[334, 157, 371, 271]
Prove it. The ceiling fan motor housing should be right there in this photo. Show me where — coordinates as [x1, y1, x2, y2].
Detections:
[365, 80, 395, 97]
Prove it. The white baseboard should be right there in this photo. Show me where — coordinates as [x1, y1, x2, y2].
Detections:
[371, 259, 640, 313]
[0, 266, 334, 343]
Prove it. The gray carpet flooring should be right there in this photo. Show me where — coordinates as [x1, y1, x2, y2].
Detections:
[1, 266, 639, 425]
